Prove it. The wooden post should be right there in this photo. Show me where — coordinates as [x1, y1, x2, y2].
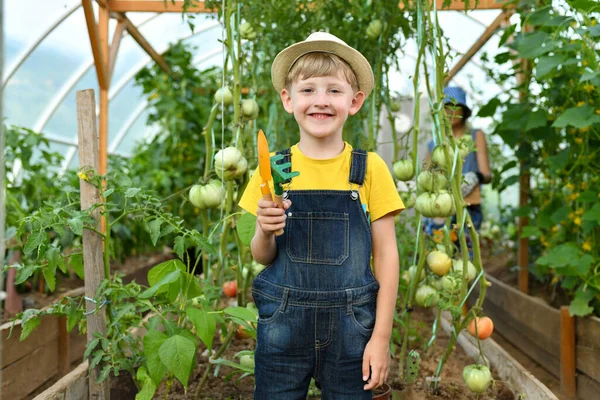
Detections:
[99, 4, 109, 176]
[58, 316, 72, 376]
[444, 9, 513, 85]
[76, 89, 110, 400]
[560, 306, 576, 398]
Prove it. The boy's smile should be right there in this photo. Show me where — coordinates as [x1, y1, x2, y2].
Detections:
[281, 75, 365, 145]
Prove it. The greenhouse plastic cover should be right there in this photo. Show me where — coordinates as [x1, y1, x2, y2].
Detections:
[3, 0, 513, 171]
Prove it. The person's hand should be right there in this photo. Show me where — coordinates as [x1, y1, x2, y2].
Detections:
[362, 335, 390, 390]
[461, 171, 480, 198]
[256, 195, 292, 235]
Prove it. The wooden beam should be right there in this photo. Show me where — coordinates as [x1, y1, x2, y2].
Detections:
[107, 0, 508, 13]
[116, 13, 172, 75]
[82, 0, 108, 90]
[76, 89, 109, 400]
[445, 9, 513, 85]
[107, 0, 213, 13]
[561, 306, 576, 398]
[99, 5, 109, 177]
[436, 0, 511, 10]
[109, 20, 126, 84]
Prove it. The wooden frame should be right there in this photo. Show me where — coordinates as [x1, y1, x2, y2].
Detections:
[468, 274, 600, 399]
[106, 0, 510, 13]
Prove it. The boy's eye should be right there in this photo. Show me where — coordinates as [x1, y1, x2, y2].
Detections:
[300, 88, 313, 93]
[330, 89, 341, 93]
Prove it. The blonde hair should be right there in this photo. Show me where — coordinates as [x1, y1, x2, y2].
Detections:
[286, 52, 359, 92]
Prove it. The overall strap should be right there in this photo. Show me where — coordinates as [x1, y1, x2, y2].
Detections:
[349, 149, 368, 186]
[275, 148, 292, 184]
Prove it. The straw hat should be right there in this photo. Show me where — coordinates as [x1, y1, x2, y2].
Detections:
[271, 32, 374, 97]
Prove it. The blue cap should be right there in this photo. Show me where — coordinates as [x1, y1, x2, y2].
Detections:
[442, 86, 472, 119]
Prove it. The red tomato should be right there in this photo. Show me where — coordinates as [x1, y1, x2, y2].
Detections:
[223, 280, 238, 298]
[467, 317, 494, 340]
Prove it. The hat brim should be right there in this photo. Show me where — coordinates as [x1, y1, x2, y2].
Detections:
[271, 40, 374, 97]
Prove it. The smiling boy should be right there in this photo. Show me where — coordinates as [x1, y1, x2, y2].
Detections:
[239, 32, 404, 399]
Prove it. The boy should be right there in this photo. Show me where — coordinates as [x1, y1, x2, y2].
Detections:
[239, 32, 404, 399]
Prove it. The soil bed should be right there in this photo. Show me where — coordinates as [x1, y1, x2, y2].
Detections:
[148, 306, 514, 400]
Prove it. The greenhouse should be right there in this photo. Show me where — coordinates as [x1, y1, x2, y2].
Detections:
[0, 0, 598, 399]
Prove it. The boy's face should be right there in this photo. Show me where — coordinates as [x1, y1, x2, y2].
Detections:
[280, 73, 365, 142]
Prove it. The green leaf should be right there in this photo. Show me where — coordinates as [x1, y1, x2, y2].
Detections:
[68, 217, 84, 236]
[190, 230, 217, 256]
[70, 253, 84, 279]
[148, 219, 162, 246]
[520, 226, 542, 239]
[174, 236, 187, 260]
[498, 24, 516, 47]
[84, 337, 100, 360]
[536, 243, 579, 268]
[569, 296, 593, 317]
[552, 105, 600, 129]
[159, 335, 196, 389]
[139, 270, 181, 299]
[42, 262, 57, 292]
[148, 259, 185, 286]
[236, 213, 257, 247]
[135, 377, 156, 400]
[67, 300, 81, 332]
[24, 231, 46, 257]
[573, 254, 594, 275]
[124, 187, 142, 198]
[15, 264, 41, 285]
[186, 307, 216, 349]
[515, 31, 555, 59]
[578, 190, 597, 203]
[535, 54, 567, 79]
[21, 315, 41, 341]
[144, 330, 168, 385]
[546, 148, 570, 172]
[477, 97, 501, 118]
[103, 188, 115, 198]
[580, 67, 597, 82]
[582, 203, 600, 224]
[525, 109, 547, 131]
[224, 306, 258, 323]
[550, 206, 570, 225]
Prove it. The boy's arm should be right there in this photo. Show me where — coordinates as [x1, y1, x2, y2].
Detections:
[362, 212, 399, 390]
[250, 195, 291, 265]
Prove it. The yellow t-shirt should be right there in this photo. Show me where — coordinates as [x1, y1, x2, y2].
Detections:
[239, 142, 404, 222]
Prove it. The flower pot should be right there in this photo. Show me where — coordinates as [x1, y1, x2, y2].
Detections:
[372, 382, 392, 400]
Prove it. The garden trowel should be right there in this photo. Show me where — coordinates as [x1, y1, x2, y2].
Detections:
[257, 129, 298, 236]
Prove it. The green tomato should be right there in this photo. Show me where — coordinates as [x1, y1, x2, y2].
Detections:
[214, 87, 233, 106]
[416, 170, 448, 193]
[366, 19, 383, 39]
[392, 159, 414, 181]
[441, 274, 461, 294]
[452, 259, 477, 282]
[431, 145, 455, 170]
[399, 192, 416, 209]
[431, 190, 454, 218]
[241, 99, 259, 119]
[408, 265, 425, 282]
[463, 364, 492, 393]
[414, 285, 438, 308]
[240, 354, 255, 369]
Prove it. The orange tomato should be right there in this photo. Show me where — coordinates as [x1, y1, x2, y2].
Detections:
[223, 280, 238, 298]
[467, 317, 494, 340]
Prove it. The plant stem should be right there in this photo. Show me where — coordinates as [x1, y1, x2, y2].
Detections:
[194, 326, 236, 398]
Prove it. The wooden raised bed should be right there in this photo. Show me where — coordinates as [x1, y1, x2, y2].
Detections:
[468, 274, 600, 400]
[0, 253, 170, 400]
[438, 312, 558, 399]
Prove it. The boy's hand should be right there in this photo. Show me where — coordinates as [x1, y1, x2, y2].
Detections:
[256, 195, 292, 235]
[362, 335, 390, 390]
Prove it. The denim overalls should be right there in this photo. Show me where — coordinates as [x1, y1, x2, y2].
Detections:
[252, 149, 379, 400]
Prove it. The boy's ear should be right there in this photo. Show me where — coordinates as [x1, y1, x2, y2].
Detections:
[280, 88, 294, 114]
[348, 91, 366, 116]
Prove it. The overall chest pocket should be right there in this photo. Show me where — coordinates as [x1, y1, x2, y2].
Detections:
[286, 211, 349, 265]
